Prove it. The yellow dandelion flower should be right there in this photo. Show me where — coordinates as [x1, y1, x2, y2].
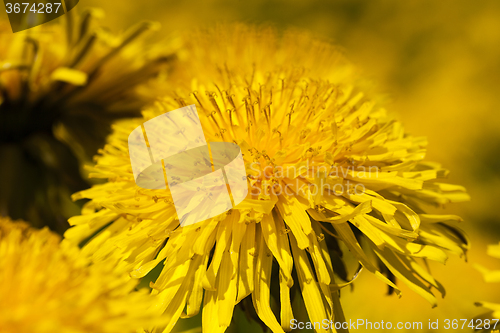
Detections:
[0, 10, 172, 232]
[0, 216, 164, 333]
[65, 25, 470, 333]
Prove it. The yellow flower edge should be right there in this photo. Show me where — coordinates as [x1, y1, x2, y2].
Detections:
[0, 216, 164, 333]
[475, 243, 500, 319]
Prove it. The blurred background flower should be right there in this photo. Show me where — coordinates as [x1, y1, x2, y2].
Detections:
[474, 242, 500, 332]
[0, 10, 172, 233]
[0, 216, 164, 333]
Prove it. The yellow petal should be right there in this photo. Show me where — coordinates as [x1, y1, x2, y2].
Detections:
[237, 221, 256, 303]
[276, 196, 311, 249]
[217, 250, 238, 327]
[182, 254, 209, 318]
[279, 270, 294, 332]
[374, 247, 437, 308]
[261, 212, 293, 286]
[252, 230, 284, 333]
[289, 234, 329, 333]
[51, 67, 88, 86]
[203, 217, 233, 291]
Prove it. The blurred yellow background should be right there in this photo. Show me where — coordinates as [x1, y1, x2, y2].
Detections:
[3, 0, 500, 331]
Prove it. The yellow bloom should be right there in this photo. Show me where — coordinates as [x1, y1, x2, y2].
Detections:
[0, 216, 163, 333]
[66, 25, 470, 333]
[0, 10, 171, 232]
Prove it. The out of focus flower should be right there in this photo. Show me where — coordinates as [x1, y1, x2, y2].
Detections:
[0, 10, 172, 232]
[475, 243, 500, 330]
[0, 216, 164, 333]
[65, 25, 470, 333]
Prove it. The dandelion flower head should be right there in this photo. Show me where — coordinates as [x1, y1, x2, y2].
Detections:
[66, 25, 470, 333]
